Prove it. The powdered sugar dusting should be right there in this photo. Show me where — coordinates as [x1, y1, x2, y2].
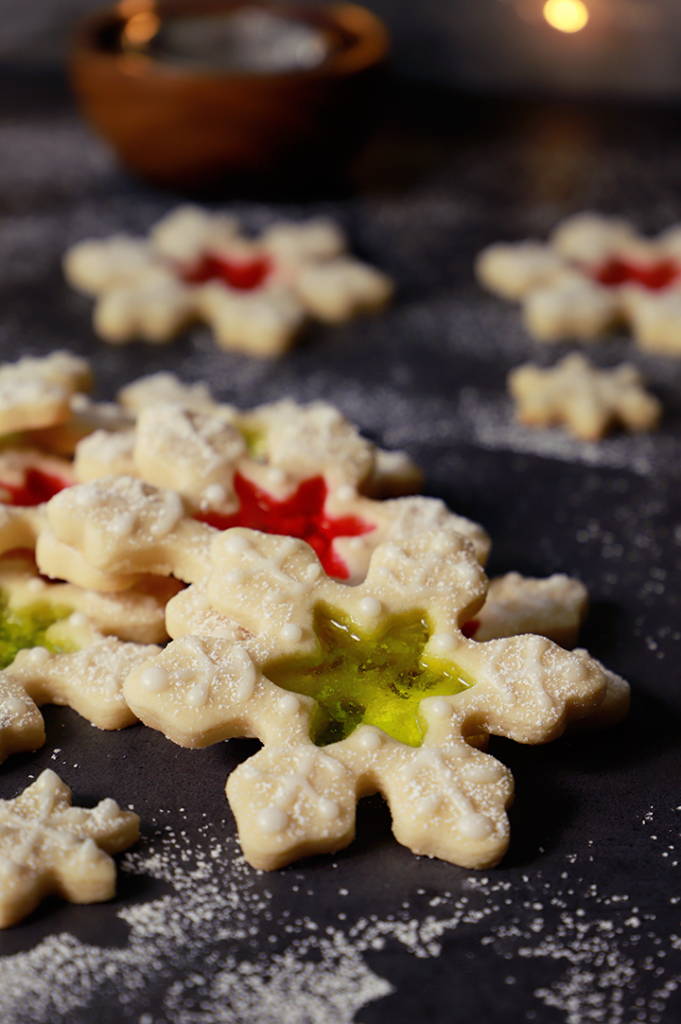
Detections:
[0, 808, 679, 1024]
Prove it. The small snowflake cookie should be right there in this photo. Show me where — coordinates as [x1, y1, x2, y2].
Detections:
[63, 206, 394, 357]
[124, 528, 608, 871]
[476, 212, 681, 351]
[508, 353, 661, 441]
[0, 769, 139, 928]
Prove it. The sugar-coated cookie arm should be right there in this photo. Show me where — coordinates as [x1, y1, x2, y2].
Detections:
[0, 769, 139, 928]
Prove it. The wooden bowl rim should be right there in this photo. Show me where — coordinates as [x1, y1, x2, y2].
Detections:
[74, 0, 390, 83]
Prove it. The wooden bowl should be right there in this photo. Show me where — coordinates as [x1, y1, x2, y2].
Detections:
[70, 0, 390, 196]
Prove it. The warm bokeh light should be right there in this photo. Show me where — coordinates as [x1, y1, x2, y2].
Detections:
[543, 0, 590, 33]
[123, 10, 161, 46]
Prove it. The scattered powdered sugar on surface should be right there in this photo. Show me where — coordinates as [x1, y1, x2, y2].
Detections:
[0, 810, 679, 1024]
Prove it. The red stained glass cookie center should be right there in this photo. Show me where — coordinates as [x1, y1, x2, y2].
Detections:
[0, 468, 70, 507]
[195, 473, 375, 580]
[181, 253, 272, 291]
[593, 258, 681, 291]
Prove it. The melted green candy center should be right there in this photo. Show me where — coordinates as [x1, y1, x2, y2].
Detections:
[265, 605, 474, 748]
[0, 594, 73, 669]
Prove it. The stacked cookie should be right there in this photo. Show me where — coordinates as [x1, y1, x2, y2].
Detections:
[0, 352, 629, 924]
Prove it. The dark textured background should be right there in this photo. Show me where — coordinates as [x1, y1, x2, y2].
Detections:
[0, 48, 679, 1023]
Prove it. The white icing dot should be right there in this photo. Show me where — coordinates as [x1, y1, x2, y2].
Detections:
[429, 698, 453, 719]
[457, 811, 494, 840]
[535, 691, 554, 711]
[358, 730, 382, 751]
[359, 596, 382, 618]
[3, 696, 26, 715]
[26, 578, 43, 593]
[267, 467, 286, 485]
[27, 646, 51, 665]
[79, 837, 100, 864]
[335, 485, 356, 502]
[431, 633, 457, 653]
[139, 665, 170, 693]
[257, 806, 289, 835]
[186, 684, 209, 707]
[280, 623, 303, 643]
[232, 646, 252, 668]
[277, 694, 300, 715]
[348, 537, 364, 550]
[306, 563, 321, 580]
[224, 533, 251, 554]
[236, 661, 256, 702]
[318, 798, 340, 821]
[204, 483, 226, 506]
[416, 794, 442, 817]
[69, 612, 88, 628]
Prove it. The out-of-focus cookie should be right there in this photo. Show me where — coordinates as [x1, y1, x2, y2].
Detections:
[64, 206, 393, 357]
[476, 212, 681, 350]
[508, 353, 661, 441]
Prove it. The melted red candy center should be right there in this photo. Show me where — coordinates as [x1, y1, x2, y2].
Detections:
[181, 253, 272, 290]
[593, 258, 681, 290]
[195, 473, 375, 579]
[0, 468, 70, 507]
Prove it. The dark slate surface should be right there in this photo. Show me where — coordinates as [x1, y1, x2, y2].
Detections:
[0, 72, 680, 1024]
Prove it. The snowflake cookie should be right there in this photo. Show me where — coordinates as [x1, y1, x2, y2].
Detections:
[123, 529, 607, 871]
[0, 351, 92, 435]
[476, 212, 681, 350]
[0, 769, 138, 928]
[463, 572, 589, 649]
[508, 353, 661, 441]
[0, 557, 162, 736]
[63, 206, 394, 357]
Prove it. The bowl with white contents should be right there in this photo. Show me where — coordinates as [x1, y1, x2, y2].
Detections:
[70, 0, 390, 195]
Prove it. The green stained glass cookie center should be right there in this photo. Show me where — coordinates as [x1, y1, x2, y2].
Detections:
[0, 594, 73, 669]
[265, 605, 474, 748]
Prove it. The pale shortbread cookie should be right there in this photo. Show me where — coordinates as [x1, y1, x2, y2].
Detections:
[49, 443, 489, 595]
[124, 529, 607, 871]
[74, 428, 138, 482]
[0, 769, 138, 928]
[466, 572, 589, 649]
[476, 212, 681, 349]
[0, 553, 180, 644]
[26, 393, 133, 457]
[568, 652, 630, 731]
[64, 206, 393, 357]
[70, 401, 460, 588]
[508, 353, 661, 441]
[6, 616, 160, 731]
[0, 351, 92, 435]
[0, 672, 45, 764]
[117, 371, 221, 415]
[37, 476, 217, 590]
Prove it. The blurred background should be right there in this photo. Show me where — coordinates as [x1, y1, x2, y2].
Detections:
[5, 0, 681, 99]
